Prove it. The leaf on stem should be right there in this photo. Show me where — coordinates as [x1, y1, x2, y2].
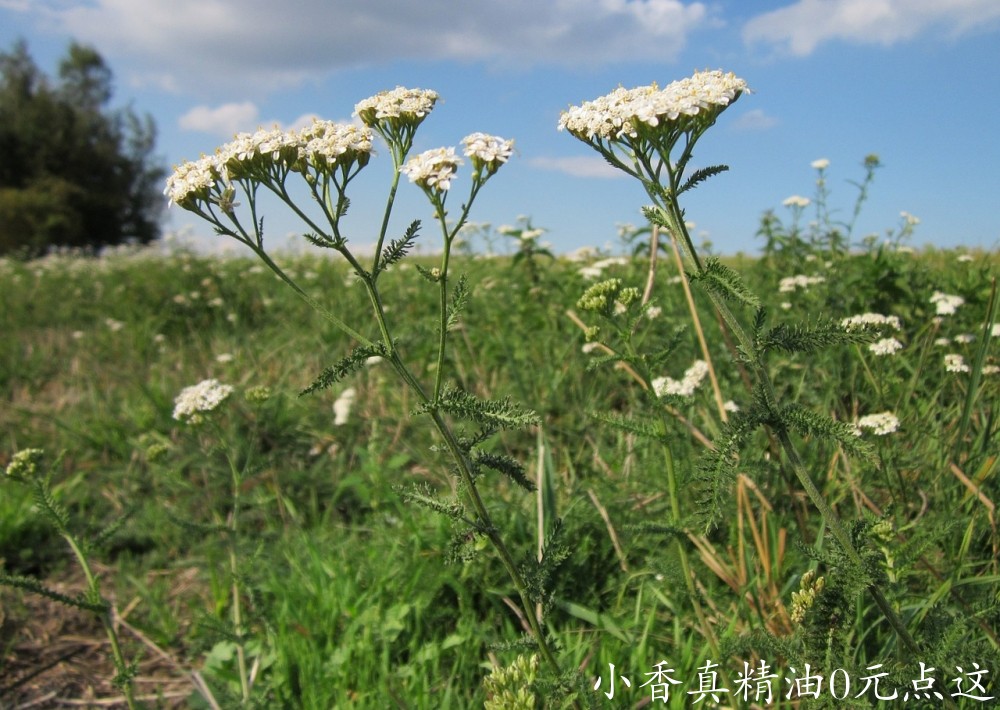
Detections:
[422, 386, 540, 431]
[757, 318, 875, 355]
[0, 571, 108, 613]
[447, 274, 470, 332]
[588, 410, 662, 440]
[471, 449, 535, 492]
[691, 258, 761, 309]
[678, 165, 729, 196]
[301, 342, 389, 395]
[777, 404, 875, 460]
[378, 220, 421, 273]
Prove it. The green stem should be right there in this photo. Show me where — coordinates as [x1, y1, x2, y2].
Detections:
[63, 533, 136, 709]
[660, 191, 922, 657]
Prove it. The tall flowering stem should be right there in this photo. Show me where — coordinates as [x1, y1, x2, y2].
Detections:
[561, 70, 922, 657]
[165, 92, 568, 684]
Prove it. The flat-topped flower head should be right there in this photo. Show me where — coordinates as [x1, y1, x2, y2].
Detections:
[462, 132, 514, 176]
[401, 147, 461, 193]
[165, 154, 222, 208]
[558, 70, 747, 143]
[355, 86, 439, 129]
[297, 120, 374, 173]
[854, 411, 900, 436]
[173, 378, 234, 423]
[215, 126, 303, 181]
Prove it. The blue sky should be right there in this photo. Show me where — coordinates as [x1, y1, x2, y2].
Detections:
[3, 0, 999, 255]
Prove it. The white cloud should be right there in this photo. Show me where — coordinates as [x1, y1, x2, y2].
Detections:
[744, 0, 1000, 56]
[528, 156, 626, 179]
[24, 0, 709, 94]
[179, 102, 260, 136]
[730, 108, 778, 132]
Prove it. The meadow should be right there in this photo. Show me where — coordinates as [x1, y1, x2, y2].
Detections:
[1, 228, 998, 707]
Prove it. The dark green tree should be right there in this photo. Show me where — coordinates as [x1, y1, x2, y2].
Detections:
[0, 40, 165, 255]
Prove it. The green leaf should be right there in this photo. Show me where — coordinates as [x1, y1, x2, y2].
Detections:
[300, 342, 389, 395]
[757, 318, 875, 355]
[678, 164, 729, 195]
[446, 274, 469, 332]
[779, 404, 874, 460]
[377, 219, 420, 273]
[471, 450, 535, 492]
[0, 571, 107, 613]
[691, 257, 761, 309]
[421, 386, 540, 431]
[587, 410, 662, 440]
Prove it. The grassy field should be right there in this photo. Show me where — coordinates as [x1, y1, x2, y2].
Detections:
[1, 235, 998, 708]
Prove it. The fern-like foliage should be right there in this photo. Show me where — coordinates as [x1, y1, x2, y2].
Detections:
[300, 341, 389, 395]
[587, 410, 662, 441]
[421, 386, 540, 431]
[757, 318, 875, 355]
[694, 408, 764, 531]
[377, 219, 420, 273]
[86, 505, 137, 555]
[32, 481, 70, 535]
[691, 258, 761, 309]
[678, 164, 729, 196]
[519, 518, 571, 610]
[471, 450, 535, 492]
[395, 483, 467, 522]
[302, 232, 338, 250]
[446, 274, 470, 332]
[777, 404, 874, 460]
[0, 571, 108, 613]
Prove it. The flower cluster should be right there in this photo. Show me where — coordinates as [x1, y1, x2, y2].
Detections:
[841, 312, 902, 332]
[462, 132, 514, 175]
[652, 360, 710, 398]
[354, 86, 439, 127]
[930, 291, 964, 316]
[778, 274, 826, 293]
[854, 411, 900, 436]
[869, 337, 904, 356]
[165, 121, 374, 208]
[5, 448, 45, 479]
[944, 353, 970, 373]
[173, 378, 234, 422]
[401, 147, 462, 192]
[558, 70, 747, 142]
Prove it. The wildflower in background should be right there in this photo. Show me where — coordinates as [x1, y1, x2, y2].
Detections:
[173, 378, 234, 423]
[945, 354, 970, 373]
[723, 400, 740, 413]
[5, 448, 45, 479]
[105, 318, 125, 332]
[869, 338, 903, 356]
[778, 274, 826, 293]
[935, 337, 952, 347]
[854, 411, 900, 436]
[215, 353, 235, 363]
[646, 305, 662, 320]
[244, 385, 272, 405]
[993, 324, 1000, 338]
[333, 387, 357, 426]
[811, 158, 830, 170]
[953, 334, 975, 344]
[982, 364, 1000, 376]
[841, 313, 902, 331]
[401, 147, 462, 193]
[957, 254, 974, 263]
[652, 360, 709, 398]
[930, 291, 964, 316]
[782, 195, 810, 208]
[900, 211, 920, 227]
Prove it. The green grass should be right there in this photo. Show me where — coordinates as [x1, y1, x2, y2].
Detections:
[1, 242, 998, 707]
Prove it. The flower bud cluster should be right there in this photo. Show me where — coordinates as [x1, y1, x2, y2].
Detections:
[558, 70, 747, 142]
[790, 570, 825, 624]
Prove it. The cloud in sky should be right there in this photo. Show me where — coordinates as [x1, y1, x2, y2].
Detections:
[730, 108, 778, 132]
[179, 102, 325, 137]
[744, 0, 1000, 56]
[528, 156, 626, 179]
[18, 0, 709, 94]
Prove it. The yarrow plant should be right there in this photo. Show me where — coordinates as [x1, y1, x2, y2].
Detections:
[560, 68, 925, 660]
[164, 88, 583, 693]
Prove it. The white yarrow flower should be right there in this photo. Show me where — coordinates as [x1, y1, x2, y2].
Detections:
[944, 353, 970, 373]
[173, 379, 234, 422]
[930, 291, 964, 316]
[401, 147, 462, 192]
[652, 360, 709, 398]
[811, 158, 830, 170]
[869, 338, 903, 356]
[333, 387, 357, 426]
[841, 313, 902, 331]
[855, 411, 899, 436]
[782, 195, 811, 208]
